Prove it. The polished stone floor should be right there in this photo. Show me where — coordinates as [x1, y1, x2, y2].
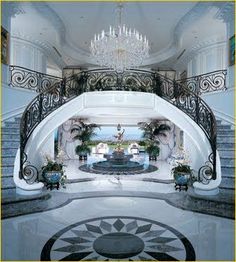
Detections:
[2, 160, 235, 261]
[64, 159, 173, 182]
[2, 196, 234, 260]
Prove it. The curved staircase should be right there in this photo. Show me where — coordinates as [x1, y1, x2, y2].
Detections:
[1, 68, 232, 196]
[217, 120, 235, 191]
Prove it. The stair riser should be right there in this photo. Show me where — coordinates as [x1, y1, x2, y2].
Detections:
[220, 158, 235, 167]
[220, 177, 235, 190]
[2, 157, 15, 165]
[2, 134, 20, 140]
[217, 137, 235, 143]
[1, 177, 15, 189]
[3, 122, 21, 128]
[217, 143, 234, 149]
[2, 128, 20, 134]
[2, 141, 20, 147]
[1, 166, 14, 175]
[218, 150, 235, 158]
[221, 167, 235, 176]
[217, 130, 234, 136]
[1, 148, 18, 156]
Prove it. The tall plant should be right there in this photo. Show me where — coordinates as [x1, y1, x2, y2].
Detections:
[138, 120, 171, 159]
[71, 121, 100, 156]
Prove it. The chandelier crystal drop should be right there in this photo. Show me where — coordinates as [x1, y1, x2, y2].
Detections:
[90, 4, 149, 73]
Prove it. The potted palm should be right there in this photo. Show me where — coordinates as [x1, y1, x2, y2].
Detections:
[71, 121, 100, 160]
[42, 156, 65, 190]
[138, 120, 171, 160]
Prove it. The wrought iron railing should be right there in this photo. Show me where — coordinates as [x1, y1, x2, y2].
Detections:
[9, 65, 62, 93]
[19, 69, 217, 184]
[176, 70, 227, 95]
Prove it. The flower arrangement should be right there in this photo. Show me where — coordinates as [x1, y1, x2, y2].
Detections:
[42, 156, 64, 172]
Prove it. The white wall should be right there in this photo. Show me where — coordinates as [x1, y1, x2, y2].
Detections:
[2, 85, 36, 119]
[202, 89, 235, 123]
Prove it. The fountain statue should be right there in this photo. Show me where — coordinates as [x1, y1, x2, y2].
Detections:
[79, 124, 158, 174]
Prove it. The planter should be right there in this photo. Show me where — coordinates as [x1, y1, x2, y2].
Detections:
[79, 153, 88, 161]
[43, 171, 62, 190]
[174, 172, 190, 191]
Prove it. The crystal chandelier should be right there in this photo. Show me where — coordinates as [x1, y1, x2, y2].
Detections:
[90, 3, 149, 73]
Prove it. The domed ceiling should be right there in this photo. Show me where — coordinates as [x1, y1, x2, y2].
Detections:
[11, 1, 226, 70]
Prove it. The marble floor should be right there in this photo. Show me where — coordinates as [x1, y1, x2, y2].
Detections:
[64, 158, 173, 181]
[2, 159, 235, 261]
[2, 196, 234, 261]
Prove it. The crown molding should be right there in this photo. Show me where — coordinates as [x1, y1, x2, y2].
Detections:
[2, 2, 25, 18]
[214, 2, 235, 24]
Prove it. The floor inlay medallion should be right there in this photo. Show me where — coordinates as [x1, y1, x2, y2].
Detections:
[41, 216, 195, 261]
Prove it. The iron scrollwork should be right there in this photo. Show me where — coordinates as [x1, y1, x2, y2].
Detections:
[176, 70, 227, 95]
[198, 153, 215, 184]
[9, 65, 62, 93]
[19, 68, 220, 183]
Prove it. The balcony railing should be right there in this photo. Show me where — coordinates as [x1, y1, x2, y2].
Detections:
[176, 70, 227, 95]
[9, 65, 62, 93]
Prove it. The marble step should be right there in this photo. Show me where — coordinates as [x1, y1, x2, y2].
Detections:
[1, 147, 18, 157]
[2, 140, 20, 147]
[217, 136, 234, 143]
[221, 166, 235, 176]
[2, 127, 20, 134]
[2, 173, 13, 178]
[14, 117, 22, 123]
[1, 177, 15, 189]
[1, 165, 14, 175]
[218, 149, 234, 158]
[220, 157, 235, 167]
[2, 133, 20, 140]
[217, 130, 234, 136]
[220, 177, 235, 190]
[2, 157, 15, 166]
[3, 122, 21, 128]
[2, 188, 49, 205]
[217, 125, 232, 130]
[217, 142, 234, 149]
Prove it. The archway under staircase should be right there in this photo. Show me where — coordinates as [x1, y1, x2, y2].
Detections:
[14, 90, 221, 195]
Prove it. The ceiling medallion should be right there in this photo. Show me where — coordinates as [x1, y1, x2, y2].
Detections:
[90, 3, 149, 73]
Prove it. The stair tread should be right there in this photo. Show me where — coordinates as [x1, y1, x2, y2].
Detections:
[2, 190, 50, 205]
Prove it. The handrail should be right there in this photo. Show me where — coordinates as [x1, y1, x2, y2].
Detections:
[9, 65, 62, 93]
[176, 69, 227, 95]
[19, 69, 218, 184]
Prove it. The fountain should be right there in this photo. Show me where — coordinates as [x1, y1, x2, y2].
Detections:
[79, 124, 157, 174]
